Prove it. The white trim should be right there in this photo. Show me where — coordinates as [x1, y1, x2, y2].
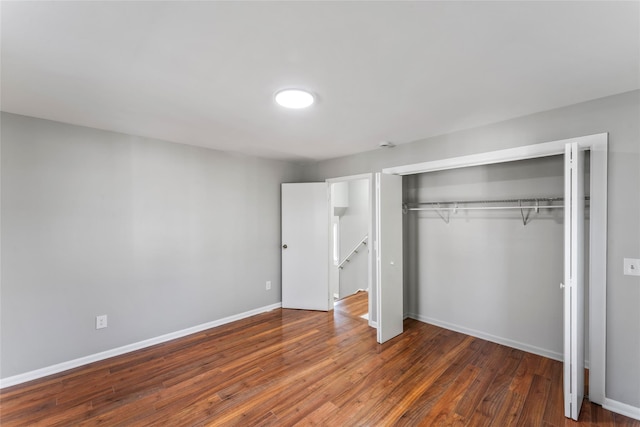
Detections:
[0, 303, 282, 389]
[382, 133, 606, 175]
[387, 133, 607, 406]
[603, 398, 640, 421]
[326, 173, 373, 183]
[409, 313, 563, 362]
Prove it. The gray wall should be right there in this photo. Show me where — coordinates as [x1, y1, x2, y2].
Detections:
[338, 179, 369, 298]
[301, 90, 640, 408]
[0, 113, 298, 378]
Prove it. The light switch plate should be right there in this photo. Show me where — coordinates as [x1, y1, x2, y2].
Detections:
[623, 258, 640, 276]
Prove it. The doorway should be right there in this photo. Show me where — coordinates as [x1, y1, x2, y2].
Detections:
[282, 173, 404, 344]
[328, 175, 374, 325]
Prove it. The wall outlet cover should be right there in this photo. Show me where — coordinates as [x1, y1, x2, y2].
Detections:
[96, 314, 108, 329]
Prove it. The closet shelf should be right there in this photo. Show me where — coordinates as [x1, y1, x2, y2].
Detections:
[403, 196, 590, 225]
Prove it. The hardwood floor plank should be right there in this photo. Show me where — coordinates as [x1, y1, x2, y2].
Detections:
[590, 401, 616, 425]
[0, 398, 59, 425]
[391, 337, 485, 425]
[543, 360, 570, 426]
[295, 401, 339, 426]
[416, 364, 481, 426]
[267, 339, 378, 423]
[2, 291, 638, 426]
[616, 412, 640, 427]
[453, 342, 511, 420]
[510, 352, 542, 395]
[332, 332, 476, 425]
[0, 382, 62, 416]
[488, 352, 542, 427]
[466, 348, 525, 426]
[515, 374, 552, 426]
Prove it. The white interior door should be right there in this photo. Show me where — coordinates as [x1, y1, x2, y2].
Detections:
[564, 142, 585, 420]
[281, 183, 330, 311]
[375, 173, 404, 343]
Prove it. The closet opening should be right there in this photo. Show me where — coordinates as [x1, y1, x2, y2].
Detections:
[383, 133, 608, 419]
[403, 154, 589, 367]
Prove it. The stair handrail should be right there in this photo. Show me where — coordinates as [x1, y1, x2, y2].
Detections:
[337, 235, 368, 270]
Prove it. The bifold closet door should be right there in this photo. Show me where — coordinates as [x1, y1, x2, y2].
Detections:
[375, 173, 403, 344]
[281, 183, 330, 311]
[563, 142, 585, 420]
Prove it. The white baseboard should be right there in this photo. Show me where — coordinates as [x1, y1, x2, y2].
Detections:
[408, 313, 563, 362]
[604, 398, 640, 421]
[0, 302, 282, 389]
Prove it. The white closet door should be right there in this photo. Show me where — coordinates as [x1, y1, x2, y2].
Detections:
[375, 173, 403, 344]
[281, 183, 330, 311]
[563, 142, 585, 420]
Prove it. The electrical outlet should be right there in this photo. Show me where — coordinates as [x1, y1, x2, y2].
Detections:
[96, 314, 108, 329]
[266, 281, 271, 290]
[623, 258, 640, 276]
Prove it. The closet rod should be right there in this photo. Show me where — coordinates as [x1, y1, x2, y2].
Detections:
[406, 205, 563, 212]
[405, 196, 589, 211]
[403, 196, 590, 225]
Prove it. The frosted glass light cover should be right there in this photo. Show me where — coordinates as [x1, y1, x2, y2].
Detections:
[275, 89, 315, 109]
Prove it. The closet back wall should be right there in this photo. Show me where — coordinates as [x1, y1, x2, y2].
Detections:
[0, 112, 298, 379]
[403, 155, 573, 360]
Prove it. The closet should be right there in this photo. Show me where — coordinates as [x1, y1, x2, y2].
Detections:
[402, 154, 584, 362]
[383, 133, 608, 420]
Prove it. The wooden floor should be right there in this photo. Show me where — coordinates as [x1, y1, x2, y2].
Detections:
[1, 291, 638, 426]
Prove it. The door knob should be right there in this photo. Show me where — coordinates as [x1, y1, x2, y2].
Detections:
[282, 244, 288, 249]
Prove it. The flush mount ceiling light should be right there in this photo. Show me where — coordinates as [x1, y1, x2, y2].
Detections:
[274, 89, 315, 109]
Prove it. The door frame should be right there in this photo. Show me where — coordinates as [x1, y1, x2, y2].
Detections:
[382, 133, 608, 405]
[326, 173, 376, 327]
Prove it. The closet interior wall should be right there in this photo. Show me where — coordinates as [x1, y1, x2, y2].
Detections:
[403, 154, 590, 361]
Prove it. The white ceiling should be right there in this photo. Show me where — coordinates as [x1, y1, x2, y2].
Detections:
[2, 1, 639, 161]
